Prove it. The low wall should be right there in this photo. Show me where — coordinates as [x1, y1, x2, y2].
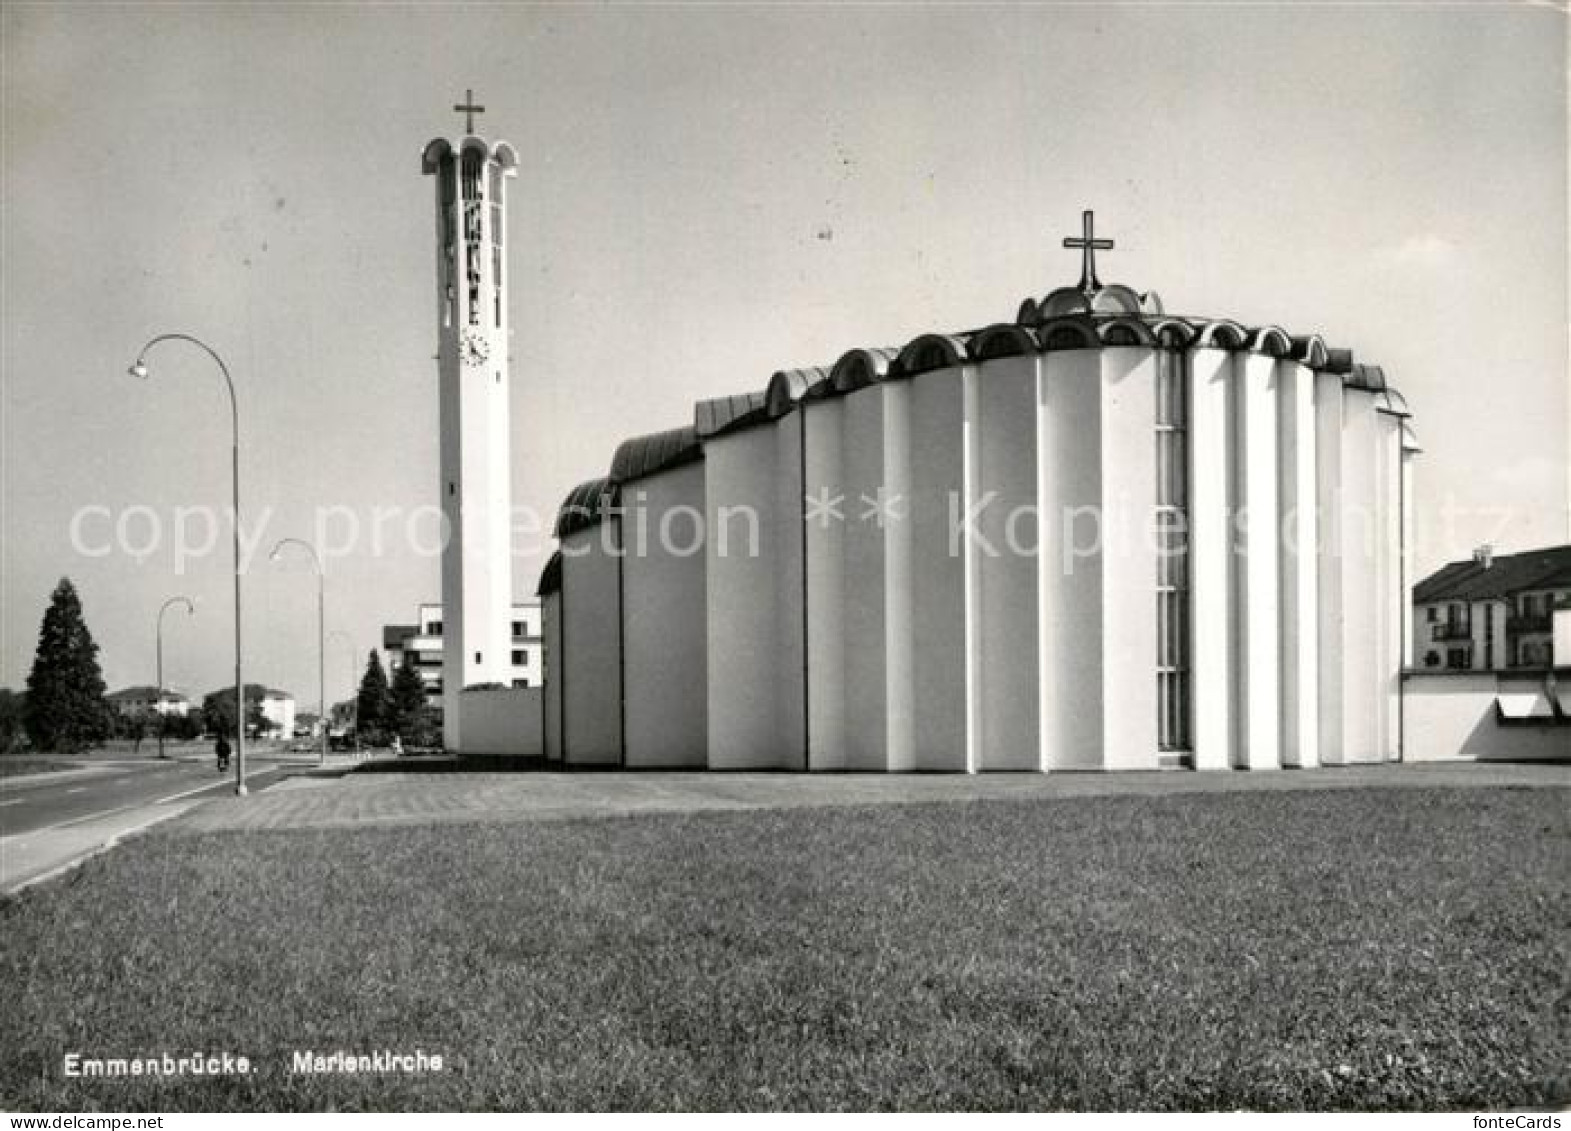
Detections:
[458, 687, 543, 758]
[459, 676, 1570, 767]
[1402, 671, 1569, 763]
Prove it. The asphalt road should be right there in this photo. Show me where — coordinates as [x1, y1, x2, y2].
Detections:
[0, 759, 283, 837]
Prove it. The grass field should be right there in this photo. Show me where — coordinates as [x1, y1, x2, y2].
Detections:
[1, 786, 1565, 1111]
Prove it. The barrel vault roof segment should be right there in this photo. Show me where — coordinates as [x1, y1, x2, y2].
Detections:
[694, 389, 768, 439]
[553, 476, 616, 539]
[1347, 363, 1388, 392]
[689, 368, 828, 441]
[609, 425, 702, 484]
[537, 550, 563, 596]
[827, 347, 900, 393]
[766, 367, 832, 417]
[892, 334, 971, 377]
[966, 327, 1039, 361]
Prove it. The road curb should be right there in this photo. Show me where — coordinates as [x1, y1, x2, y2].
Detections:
[1, 764, 283, 896]
[4, 801, 205, 896]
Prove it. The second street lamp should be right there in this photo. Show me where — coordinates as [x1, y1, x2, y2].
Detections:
[269, 538, 326, 767]
[155, 596, 195, 760]
[327, 629, 356, 753]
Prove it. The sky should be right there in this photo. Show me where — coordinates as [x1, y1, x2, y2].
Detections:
[2, 2, 1566, 711]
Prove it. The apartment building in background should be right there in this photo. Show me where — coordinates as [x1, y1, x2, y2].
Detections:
[383, 601, 544, 709]
[1413, 544, 1571, 671]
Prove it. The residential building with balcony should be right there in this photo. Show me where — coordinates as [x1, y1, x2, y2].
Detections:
[1412, 544, 1571, 671]
[383, 601, 544, 709]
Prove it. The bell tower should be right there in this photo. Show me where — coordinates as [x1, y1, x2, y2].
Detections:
[422, 91, 518, 751]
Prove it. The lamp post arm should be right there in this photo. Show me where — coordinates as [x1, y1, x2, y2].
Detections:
[135, 334, 238, 440]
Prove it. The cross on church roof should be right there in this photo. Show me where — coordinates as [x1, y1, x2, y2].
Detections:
[454, 89, 485, 134]
[1062, 209, 1114, 292]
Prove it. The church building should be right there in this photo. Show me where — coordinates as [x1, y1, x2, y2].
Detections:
[428, 105, 1418, 771]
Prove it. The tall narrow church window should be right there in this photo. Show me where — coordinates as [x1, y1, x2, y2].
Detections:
[461, 150, 484, 325]
[1155, 353, 1192, 754]
[440, 164, 456, 328]
[490, 166, 504, 326]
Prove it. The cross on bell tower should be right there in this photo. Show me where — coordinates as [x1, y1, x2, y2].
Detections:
[454, 88, 485, 134]
[1063, 210, 1114, 292]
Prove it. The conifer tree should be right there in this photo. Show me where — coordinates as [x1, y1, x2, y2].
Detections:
[24, 578, 110, 752]
[356, 650, 391, 739]
[387, 658, 427, 742]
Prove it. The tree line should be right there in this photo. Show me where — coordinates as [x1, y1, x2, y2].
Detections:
[352, 649, 438, 749]
[5, 577, 438, 756]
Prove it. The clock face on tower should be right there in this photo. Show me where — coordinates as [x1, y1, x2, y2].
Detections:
[460, 328, 490, 368]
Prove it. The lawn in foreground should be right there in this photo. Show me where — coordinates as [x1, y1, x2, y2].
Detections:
[1, 786, 1565, 1111]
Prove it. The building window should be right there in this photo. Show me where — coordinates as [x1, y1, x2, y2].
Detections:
[1155, 353, 1190, 754]
[511, 621, 524, 639]
[512, 679, 528, 689]
[1426, 607, 1437, 623]
[1446, 648, 1468, 670]
[1483, 604, 1494, 670]
[474, 651, 482, 664]
[511, 649, 526, 666]
[431, 621, 443, 635]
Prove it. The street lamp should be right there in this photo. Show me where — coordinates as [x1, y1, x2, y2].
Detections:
[129, 333, 247, 796]
[269, 537, 326, 767]
[155, 596, 195, 760]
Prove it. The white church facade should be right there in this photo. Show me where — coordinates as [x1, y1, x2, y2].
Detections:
[426, 107, 1418, 771]
[534, 220, 1418, 772]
